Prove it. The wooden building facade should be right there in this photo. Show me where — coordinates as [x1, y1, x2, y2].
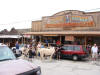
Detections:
[24, 10, 100, 46]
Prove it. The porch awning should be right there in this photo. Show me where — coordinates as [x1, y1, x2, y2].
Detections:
[23, 31, 100, 35]
[0, 35, 22, 38]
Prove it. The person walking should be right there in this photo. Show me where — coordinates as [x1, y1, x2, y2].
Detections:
[37, 42, 41, 48]
[45, 39, 48, 47]
[41, 43, 45, 48]
[15, 41, 19, 50]
[36, 42, 41, 57]
[56, 46, 61, 60]
[56, 40, 61, 47]
[86, 44, 91, 55]
[15, 41, 20, 57]
[91, 44, 98, 63]
[28, 47, 33, 62]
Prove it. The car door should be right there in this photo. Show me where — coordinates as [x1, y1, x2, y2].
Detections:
[61, 45, 74, 57]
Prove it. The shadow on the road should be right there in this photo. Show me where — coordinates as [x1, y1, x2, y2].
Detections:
[60, 58, 89, 63]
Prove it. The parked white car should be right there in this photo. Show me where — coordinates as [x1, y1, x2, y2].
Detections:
[0, 43, 41, 75]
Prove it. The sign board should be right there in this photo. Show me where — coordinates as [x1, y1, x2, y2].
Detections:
[46, 14, 94, 28]
[46, 16, 65, 28]
[64, 15, 94, 27]
[23, 34, 31, 38]
[46, 16, 64, 24]
[65, 36, 74, 41]
[66, 15, 93, 23]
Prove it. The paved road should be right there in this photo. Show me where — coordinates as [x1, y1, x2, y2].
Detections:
[30, 58, 100, 75]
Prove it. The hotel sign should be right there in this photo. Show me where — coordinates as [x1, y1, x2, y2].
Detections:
[46, 14, 94, 28]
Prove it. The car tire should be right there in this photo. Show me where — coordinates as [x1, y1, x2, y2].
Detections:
[72, 55, 78, 61]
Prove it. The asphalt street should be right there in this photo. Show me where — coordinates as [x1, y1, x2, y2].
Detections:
[29, 58, 100, 75]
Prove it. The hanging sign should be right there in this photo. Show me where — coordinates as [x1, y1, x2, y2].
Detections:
[65, 35, 74, 41]
[23, 34, 31, 38]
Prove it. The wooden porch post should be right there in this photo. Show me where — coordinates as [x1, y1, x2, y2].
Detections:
[85, 36, 87, 48]
[60, 35, 62, 45]
[3, 39, 4, 44]
[24, 37, 25, 44]
[40, 36, 42, 42]
[22, 35, 23, 44]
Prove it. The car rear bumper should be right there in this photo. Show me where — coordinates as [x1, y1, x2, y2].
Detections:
[78, 54, 89, 58]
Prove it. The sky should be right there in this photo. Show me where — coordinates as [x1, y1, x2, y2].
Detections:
[0, 0, 100, 31]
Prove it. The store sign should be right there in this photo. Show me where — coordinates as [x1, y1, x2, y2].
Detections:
[66, 15, 90, 22]
[46, 14, 94, 28]
[23, 34, 31, 38]
[46, 16, 65, 28]
[65, 36, 74, 41]
[46, 16, 64, 24]
[65, 15, 94, 27]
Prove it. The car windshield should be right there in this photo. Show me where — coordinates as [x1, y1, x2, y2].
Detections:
[0, 46, 16, 61]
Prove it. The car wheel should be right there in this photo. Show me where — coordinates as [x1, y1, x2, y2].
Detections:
[72, 55, 78, 61]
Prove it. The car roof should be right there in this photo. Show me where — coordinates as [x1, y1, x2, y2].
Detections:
[0, 43, 7, 46]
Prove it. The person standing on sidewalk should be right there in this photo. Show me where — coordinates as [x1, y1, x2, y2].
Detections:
[56, 46, 61, 60]
[28, 47, 33, 62]
[56, 40, 61, 47]
[91, 44, 98, 63]
[15, 41, 20, 57]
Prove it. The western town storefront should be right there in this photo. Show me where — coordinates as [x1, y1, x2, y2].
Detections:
[24, 10, 100, 47]
[24, 31, 100, 48]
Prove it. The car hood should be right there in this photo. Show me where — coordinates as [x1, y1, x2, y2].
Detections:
[0, 59, 38, 75]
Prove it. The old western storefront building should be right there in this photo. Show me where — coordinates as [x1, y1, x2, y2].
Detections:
[24, 10, 100, 46]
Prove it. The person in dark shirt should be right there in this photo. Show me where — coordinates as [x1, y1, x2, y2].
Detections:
[45, 39, 49, 47]
[28, 48, 33, 62]
[56, 47, 61, 60]
[15, 41, 19, 49]
[15, 41, 20, 56]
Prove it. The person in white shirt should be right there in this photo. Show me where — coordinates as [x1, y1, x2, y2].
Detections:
[37, 42, 42, 49]
[91, 44, 98, 62]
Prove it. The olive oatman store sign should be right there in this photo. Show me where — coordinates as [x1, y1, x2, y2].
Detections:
[46, 14, 95, 28]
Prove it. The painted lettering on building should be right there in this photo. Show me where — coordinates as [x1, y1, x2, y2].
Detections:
[46, 14, 94, 28]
